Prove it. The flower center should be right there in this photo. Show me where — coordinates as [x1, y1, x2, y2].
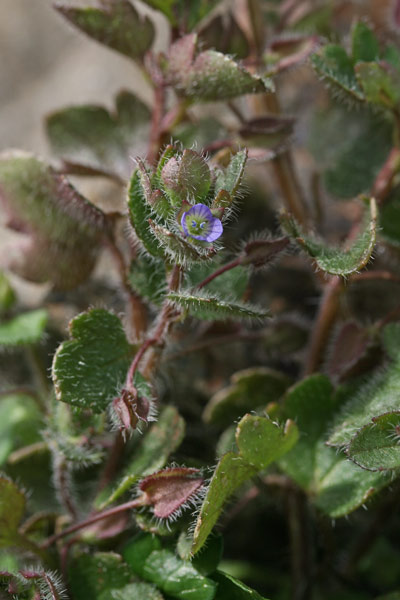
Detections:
[189, 218, 207, 234]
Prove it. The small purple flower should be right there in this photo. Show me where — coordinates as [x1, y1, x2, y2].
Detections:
[181, 203, 223, 242]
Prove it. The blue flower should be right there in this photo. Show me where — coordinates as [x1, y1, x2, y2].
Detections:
[181, 203, 223, 242]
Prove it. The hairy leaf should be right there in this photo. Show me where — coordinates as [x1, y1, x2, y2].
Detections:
[55, 0, 154, 60]
[166, 35, 271, 101]
[129, 255, 167, 305]
[52, 308, 133, 413]
[0, 476, 26, 548]
[0, 151, 105, 289]
[281, 198, 377, 275]
[215, 150, 247, 198]
[329, 323, 400, 447]
[192, 415, 298, 554]
[149, 222, 208, 265]
[0, 309, 48, 347]
[168, 290, 269, 321]
[128, 170, 164, 257]
[311, 45, 364, 104]
[106, 582, 164, 600]
[347, 412, 400, 471]
[351, 21, 380, 64]
[356, 61, 400, 109]
[186, 260, 248, 301]
[46, 91, 150, 180]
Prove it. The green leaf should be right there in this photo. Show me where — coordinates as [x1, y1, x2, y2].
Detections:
[123, 533, 162, 579]
[0, 272, 15, 313]
[279, 375, 338, 490]
[311, 45, 364, 104]
[52, 308, 133, 414]
[100, 406, 185, 508]
[351, 22, 380, 64]
[149, 223, 208, 265]
[106, 583, 164, 600]
[281, 198, 377, 276]
[190, 534, 223, 575]
[192, 415, 298, 554]
[55, 1, 154, 60]
[168, 290, 269, 321]
[0, 309, 48, 347]
[68, 552, 131, 600]
[380, 186, 400, 246]
[167, 35, 271, 101]
[329, 323, 400, 447]
[0, 151, 105, 289]
[203, 367, 290, 426]
[128, 169, 164, 258]
[0, 476, 27, 549]
[0, 394, 42, 466]
[211, 571, 270, 600]
[347, 411, 400, 471]
[215, 150, 248, 197]
[142, 549, 217, 600]
[355, 62, 400, 109]
[46, 91, 150, 180]
[236, 415, 298, 470]
[124, 534, 216, 600]
[129, 255, 167, 305]
[277, 375, 392, 518]
[314, 459, 390, 518]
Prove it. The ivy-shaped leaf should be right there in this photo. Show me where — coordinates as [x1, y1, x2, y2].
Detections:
[55, 0, 154, 60]
[168, 290, 269, 321]
[52, 308, 134, 414]
[281, 198, 377, 276]
[0, 309, 48, 347]
[99, 406, 185, 508]
[46, 91, 150, 180]
[347, 411, 400, 471]
[191, 415, 298, 554]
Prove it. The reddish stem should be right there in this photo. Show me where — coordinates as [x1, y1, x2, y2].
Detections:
[40, 498, 145, 549]
[196, 257, 242, 290]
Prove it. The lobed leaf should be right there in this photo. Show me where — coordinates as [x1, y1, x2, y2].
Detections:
[52, 308, 134, 414]
[281, 198, 377, 276]
[0, 309, 48, 347]
[46, 91, 150, 180]
[54, 0, 154, 60]
[168, 290, 269, 321]
[191, 415, 298, 554]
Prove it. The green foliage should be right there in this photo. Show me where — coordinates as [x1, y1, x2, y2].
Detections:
[128, 169, 165, 258]
[347, 411, 400, 471]
[0, 309, 48, 347]
[186, 261, 249, 301]
[55, 1, 154, 60]
[329, 324, 400, 447]
[191, 415, 298, 554]
[167, 290, 269, 321]
[215, 150, 248, 197]
[123, 534, 216, 600]
[281, 198, 377, 275]
[0, 476, 28, 549]
[141, 0, 222, 30]
[129, 255, 167, 305]
[52, 308, 134, 413]
[46, 91, 150, 180]
[279, 375, 391, 518]
[99, 406, 185, 508]
[0, 272, 15, 314]
[204, 367, 290, 426]
[212, 571, 270, 600]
